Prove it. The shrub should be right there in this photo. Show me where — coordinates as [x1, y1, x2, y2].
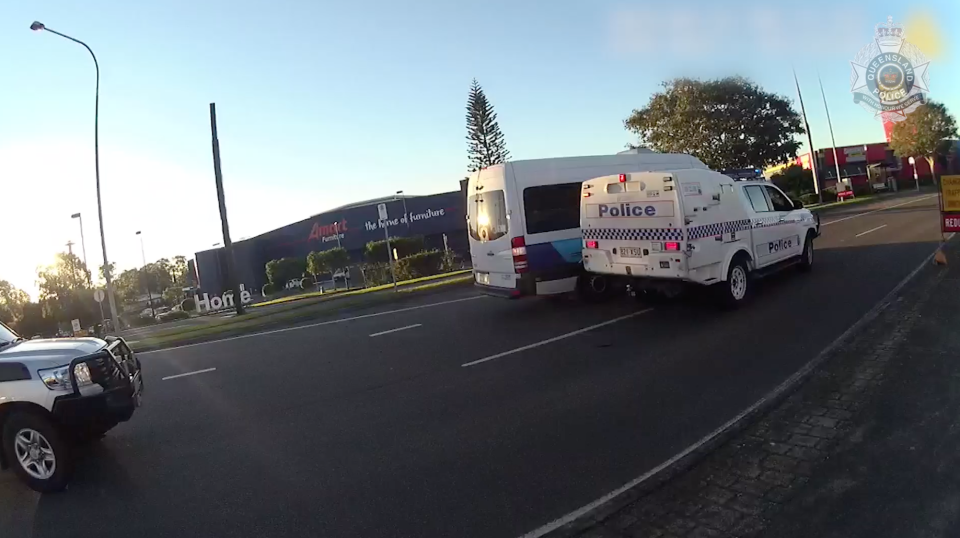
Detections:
[159, 310, 190, 322]
[265, 257, 306, 286]
[396, 250, 444, 279]
[360, 262, 393, 287]
[820, 189, 838, 202]
[439, 250, 462, 272]
[261, 282, 278, 296]
[128, 315, 158, 328]
[365, 235, 425, 262]
[180, 297, 197, 312]
[799, 193, 820, 206]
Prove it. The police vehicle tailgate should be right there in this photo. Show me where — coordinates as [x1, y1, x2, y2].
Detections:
[582, 172, 684, 271]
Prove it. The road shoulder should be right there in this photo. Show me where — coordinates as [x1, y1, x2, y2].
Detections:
[550, 242, 951, 538]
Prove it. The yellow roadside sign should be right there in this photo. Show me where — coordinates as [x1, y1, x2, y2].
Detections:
[941, 175, 960, 212]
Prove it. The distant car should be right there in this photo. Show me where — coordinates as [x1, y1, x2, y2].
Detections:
[0, 321, 143, 492]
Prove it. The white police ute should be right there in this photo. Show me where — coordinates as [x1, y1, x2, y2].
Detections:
[581, 168, 819, 306]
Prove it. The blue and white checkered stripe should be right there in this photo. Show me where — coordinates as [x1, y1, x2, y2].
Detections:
[752, 216, 782, 229]
[584, 228, 683, 241]
[687, 219, 752, 240]
[585, 217, 784, 243]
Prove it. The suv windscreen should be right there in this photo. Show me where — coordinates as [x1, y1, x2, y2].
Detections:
[0, 322, 19, 346]
[468, 190, 508, 242]
[523, 183, 582, 234]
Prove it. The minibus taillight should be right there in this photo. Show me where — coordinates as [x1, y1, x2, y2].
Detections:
[511, 237, 528, 273]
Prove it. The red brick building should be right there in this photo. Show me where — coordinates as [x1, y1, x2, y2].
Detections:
[790, 141, 959, 190]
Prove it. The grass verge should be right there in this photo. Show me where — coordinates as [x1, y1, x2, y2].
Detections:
[807, 195, 877, 211]
[250, 269, 471, 307]
[131, 274, 473, 350]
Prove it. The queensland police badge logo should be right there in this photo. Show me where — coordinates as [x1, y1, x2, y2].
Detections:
[850, 16, 930, 122]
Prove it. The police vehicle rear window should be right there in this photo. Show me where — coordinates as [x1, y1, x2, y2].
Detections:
[523, 183, 581, 234]
[468, 190, 508, 242]
[744, 185, 772, 212]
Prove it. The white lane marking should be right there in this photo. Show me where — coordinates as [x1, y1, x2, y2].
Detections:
[821, 194, 937, 226]
[517, 238, 951, 538]
[162, 368, 217, 381]
[462, 309, 653, 368]
[369, 324, 422, 337]
[855, 224, 888, 237]
[140, 295, 485, 355]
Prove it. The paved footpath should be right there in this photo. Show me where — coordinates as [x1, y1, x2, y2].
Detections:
[569, 240, 957, 538]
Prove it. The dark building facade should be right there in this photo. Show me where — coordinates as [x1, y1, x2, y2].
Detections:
[195, 191, 467, 295]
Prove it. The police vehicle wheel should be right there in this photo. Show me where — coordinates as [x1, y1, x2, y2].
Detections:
[1, 411, 73, 493]
[578, 275, 613, 303]
[799, 233, 814, 272]
[718, 257, 750, 308]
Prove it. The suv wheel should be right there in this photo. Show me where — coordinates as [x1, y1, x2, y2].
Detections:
[2, 411, 72, 493]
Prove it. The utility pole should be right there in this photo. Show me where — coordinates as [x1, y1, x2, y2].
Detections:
[793, 68, 822, 204]
[209, 103, 244, 315]
[135, 231, 156, 318]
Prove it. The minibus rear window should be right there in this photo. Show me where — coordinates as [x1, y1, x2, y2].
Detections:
[468, 190, 508, 242]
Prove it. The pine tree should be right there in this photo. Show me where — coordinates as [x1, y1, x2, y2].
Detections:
[465, 79, 510, 172]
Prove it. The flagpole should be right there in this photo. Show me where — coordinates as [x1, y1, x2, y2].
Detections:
[793, 68, 822, 203]
[818, 73, 844, 193]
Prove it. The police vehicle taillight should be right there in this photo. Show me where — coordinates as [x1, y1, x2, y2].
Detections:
[618, 174, 627, 183]
[665, 242, 680, 251]
[586, 240, 598, 249]
[511, 236, 528, 273]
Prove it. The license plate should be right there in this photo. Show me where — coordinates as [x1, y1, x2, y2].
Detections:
[620, 247, 643, 258]
[475, 272, 490, 285]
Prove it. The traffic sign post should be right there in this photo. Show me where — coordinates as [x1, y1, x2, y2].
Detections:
[93, 288, 106, 330]
[378, 203, 398, 291]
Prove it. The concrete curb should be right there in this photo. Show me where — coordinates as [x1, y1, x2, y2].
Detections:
[531, 239, 951, 538]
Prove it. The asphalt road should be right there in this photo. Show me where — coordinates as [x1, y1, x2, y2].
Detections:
[0, 193, 945, 538]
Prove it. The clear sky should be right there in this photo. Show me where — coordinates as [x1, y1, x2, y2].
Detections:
[1, 0, 956, 298]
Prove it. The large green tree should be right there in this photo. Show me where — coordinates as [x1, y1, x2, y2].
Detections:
[466, 79, 510, 172]
[889, 101, 958, 182]
[0, 280, 29, 325]
[36, 252, 97, 325]
[624, 77, 804, 170]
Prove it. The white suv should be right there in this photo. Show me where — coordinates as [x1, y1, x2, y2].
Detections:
[0, 321, 143, 492]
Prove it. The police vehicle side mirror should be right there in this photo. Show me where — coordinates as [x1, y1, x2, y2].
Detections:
[791, 199, 803, 209]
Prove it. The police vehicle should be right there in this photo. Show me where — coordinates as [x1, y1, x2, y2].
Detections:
[580, 168, 820, 306]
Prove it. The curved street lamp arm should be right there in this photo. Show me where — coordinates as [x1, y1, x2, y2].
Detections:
[42, 28, 99, 81]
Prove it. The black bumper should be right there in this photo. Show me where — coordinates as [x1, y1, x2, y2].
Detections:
[51, 338, 143, 431]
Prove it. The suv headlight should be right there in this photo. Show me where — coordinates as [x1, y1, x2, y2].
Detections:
[38, 363, 93, 392]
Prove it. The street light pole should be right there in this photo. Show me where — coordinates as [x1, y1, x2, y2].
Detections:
[396, 191, 410, 230]
[135, 231, 156, 319]
[909, 157, 919, 191]
[32, 21, 120, 330]
[71, 212, 89, 284]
